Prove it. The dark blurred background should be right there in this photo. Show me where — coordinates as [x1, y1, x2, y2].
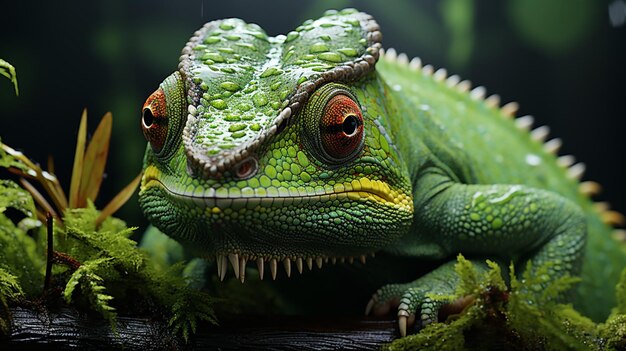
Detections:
[0, 0, 624, 230]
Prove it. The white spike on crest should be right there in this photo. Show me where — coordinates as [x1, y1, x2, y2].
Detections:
[501, 102, 519, 117]
[543, 138, 562, 154]
[470, 86, 486, 100]
[446, 74, 460, 87]
[409, 57, 422, 70]
[434, 68, 447, 82]
[567, 162, 586, 180]
[515, 115, 534, 131]
[579, 181, 602, 196]
[397, 52, 409, 65]
[485, 94, 500, 108]
[557, 155, 575, 168]
[457, 80, 471, 92]
[531, 126, 550, 142]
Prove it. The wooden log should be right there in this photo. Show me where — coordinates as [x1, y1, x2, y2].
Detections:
[4, 306, 398, 350]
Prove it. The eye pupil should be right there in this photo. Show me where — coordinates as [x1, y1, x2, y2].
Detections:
[142, 108, 154, 127]
[342, 115, 358, 136]
[318, 93, 364, 162]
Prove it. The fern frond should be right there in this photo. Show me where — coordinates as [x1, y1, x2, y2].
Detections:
[64, 257, 117, 326]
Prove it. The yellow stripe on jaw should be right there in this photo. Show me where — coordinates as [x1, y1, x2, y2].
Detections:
[344, 177, 413, 213]
[140, 164, 163, 191]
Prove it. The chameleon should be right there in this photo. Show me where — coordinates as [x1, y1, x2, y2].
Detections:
[138, 8, 626, 336]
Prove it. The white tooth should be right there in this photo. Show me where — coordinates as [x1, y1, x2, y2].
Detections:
[316, 257, 323, 269]
[340, 257, 346, 264]
[370, 252, 376, 258]
[283, 258, 292, 277]
[256, 257, 264, 280]
[228, 253, 240, 279]
[296, 258, 303, 274]
[239, 257, 247, 283]
[270, 258, 278, 280]
[331, 257, 337, 264]
[219, 256, 228, 281]
[515, 115, 534, 131]
[360, 255, 367, 264]
[385, 47, 397, 60]
[306, 258, 313, 270]
[348, 257, 354, 264]
[531, 126, 550, 142]
[216, 255, 222, 276]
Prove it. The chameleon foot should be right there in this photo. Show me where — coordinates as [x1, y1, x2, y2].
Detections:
[365, 281, 454, 336]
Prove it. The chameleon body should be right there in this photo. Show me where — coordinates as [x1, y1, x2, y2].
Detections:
[138, 9, 625, 335]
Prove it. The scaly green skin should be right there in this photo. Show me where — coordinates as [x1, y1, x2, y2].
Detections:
[138, 8, 626, 336]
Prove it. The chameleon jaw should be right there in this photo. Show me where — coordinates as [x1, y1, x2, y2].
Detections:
[215, 252, 375, 283]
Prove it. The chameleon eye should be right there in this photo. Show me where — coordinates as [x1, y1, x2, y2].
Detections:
[319, 94, 364, 161]
[141, 88, 168, 153]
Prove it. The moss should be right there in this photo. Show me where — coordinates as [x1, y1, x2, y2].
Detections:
[387, 257, 626, 350]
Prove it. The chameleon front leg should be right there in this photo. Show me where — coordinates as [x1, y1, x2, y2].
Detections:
[367, 168, 587, 336]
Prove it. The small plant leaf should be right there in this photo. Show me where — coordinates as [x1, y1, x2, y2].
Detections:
[78, 112, 112, 206]
[69, 110, 88, 208]
[0, 59, 19, 96]
[96, 172, 141, 226]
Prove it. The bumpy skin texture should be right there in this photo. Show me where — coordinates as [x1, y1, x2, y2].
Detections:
[139, 8, 626, 335]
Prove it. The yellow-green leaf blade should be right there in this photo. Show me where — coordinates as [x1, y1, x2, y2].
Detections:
[69, 109, 88, 208]
[78, 112, 112, 207]
[96, 172, 141, 226]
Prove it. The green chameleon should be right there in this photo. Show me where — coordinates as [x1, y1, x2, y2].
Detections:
[138, 9, 625, 336]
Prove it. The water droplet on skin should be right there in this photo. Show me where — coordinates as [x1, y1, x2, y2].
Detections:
[525, 154, 541, 166]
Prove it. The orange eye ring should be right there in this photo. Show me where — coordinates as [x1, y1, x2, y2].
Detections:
[319, 94, 364, 161]
[141, 88, 168, 153]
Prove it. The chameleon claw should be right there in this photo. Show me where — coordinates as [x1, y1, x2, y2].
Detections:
[398, 310, 410, 337]
[365, 297, 376, 315]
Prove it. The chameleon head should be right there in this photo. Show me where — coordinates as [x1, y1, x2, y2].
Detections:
[138, 9, 414, 274]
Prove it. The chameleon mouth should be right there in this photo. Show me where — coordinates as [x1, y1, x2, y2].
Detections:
[141, 165, 412, 282]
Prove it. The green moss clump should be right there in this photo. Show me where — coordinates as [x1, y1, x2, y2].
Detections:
[386, 256, 626, 350]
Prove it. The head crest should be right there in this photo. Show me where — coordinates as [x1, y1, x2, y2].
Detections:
[178, 9, 382, 176]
